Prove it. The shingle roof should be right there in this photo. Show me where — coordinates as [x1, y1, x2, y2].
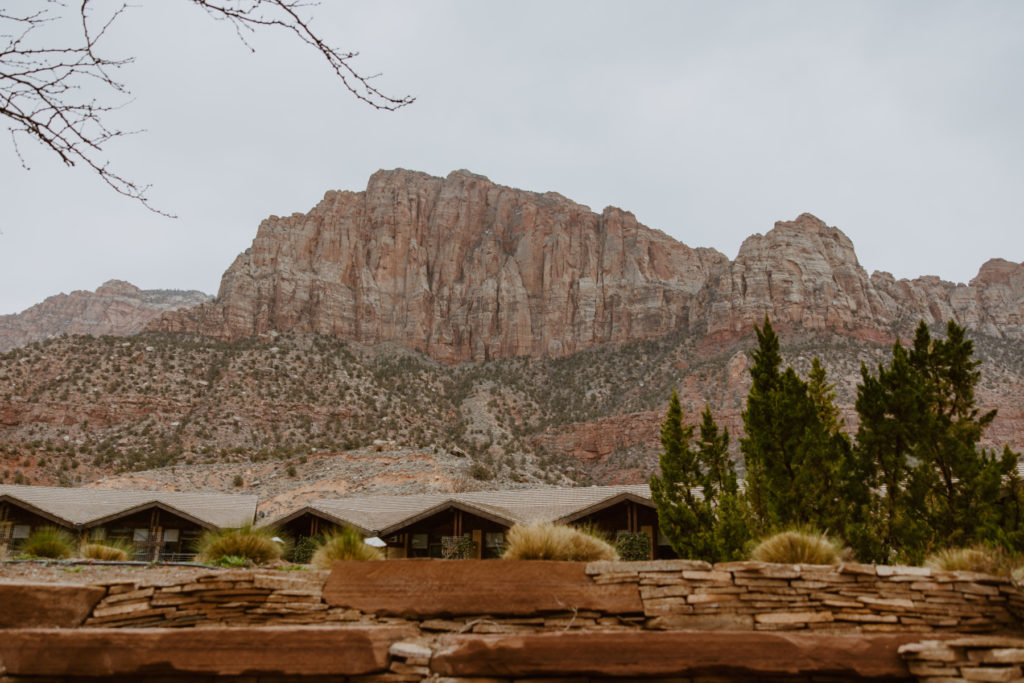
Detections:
[0, 484, 258, 530]
[265, 484, 654, 536]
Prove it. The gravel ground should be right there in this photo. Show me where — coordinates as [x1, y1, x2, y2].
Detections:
[0, 560, 230, 585]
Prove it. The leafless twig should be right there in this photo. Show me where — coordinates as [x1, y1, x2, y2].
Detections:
[0, 1, 413, 215]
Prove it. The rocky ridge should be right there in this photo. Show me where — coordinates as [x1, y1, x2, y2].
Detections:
[0, 280, 211, 352]
[2, 169, 1024, 493]
[152, 170, 1024, 362]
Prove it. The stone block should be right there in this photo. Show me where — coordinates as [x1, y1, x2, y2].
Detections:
[640, 584, 691, 599]
[960, 666, 1024, 681]
[431, 631, 926, 679]
[324, 560, 643, 617]
[0, 583, 106, 628]
[755, 611, 833, 625]
[968, 648, 1024, 664]
[587, 559, 711, 574]
[645, 613, 755, 631]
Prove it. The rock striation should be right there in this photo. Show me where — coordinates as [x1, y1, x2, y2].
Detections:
[702, 213, 1024, 344]
[151, 169, 730, 362]
[0, 280, 211, 352]
[151, 170, 1024, 362]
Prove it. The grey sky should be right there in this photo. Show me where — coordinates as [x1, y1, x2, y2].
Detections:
[2, 1, 1022, 315]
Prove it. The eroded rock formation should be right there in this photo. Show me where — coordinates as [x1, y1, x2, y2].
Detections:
[151, 171, 1024, 363]
[0, 280, 211, 352]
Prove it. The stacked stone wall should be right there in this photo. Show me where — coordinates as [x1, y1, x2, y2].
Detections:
[81, 560, 1024, 635]
[4, 560, 1024, 682]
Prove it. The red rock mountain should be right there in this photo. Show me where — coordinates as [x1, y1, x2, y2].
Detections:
[151, 170, 1024, 362]
[0, 280, 211, 352]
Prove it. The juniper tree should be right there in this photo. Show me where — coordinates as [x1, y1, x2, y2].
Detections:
[854, 320, 1018, 562]
[650, 392, 748, 561]
[740, 318, 851, 535]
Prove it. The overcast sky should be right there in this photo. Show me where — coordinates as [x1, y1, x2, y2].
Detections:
[2, 1, 1022, 315]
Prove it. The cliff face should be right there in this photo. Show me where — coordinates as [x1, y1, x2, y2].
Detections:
[700, 213, 1024, 344]
[152, 169, 730, 362]
[151, 171, 1024, 362]
[0, 281, 211, 352]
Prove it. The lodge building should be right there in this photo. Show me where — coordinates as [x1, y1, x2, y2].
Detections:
[1, 483, 675, 561]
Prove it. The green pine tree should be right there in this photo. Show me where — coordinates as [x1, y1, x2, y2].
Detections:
[740, 318, 849, 535]
[853, 320, 1018, 562]
[650, 393, 748, 561]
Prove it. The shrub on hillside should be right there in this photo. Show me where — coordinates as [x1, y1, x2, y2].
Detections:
[81, 538, 135, 561]
[749, 528, 846, 565]
[501, 522, 618, 561]
[614, 532, 652, 561]
[925, 546, 1011, 576]
[311, 528, 383, 569]
[195, 525, 284, 566]
[21, 526, 75, 559]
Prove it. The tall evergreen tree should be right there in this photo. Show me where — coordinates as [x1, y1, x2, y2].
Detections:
[650, 392, 748, 561]
[852, 341, 932, 563]
[854, 320, 1018, 562]
[740, 318, 850, 534]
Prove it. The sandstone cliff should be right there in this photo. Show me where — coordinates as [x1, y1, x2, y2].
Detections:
[700, 213, 1024, 344]
[151, 169, 730, 362]
[151, 171, 1024, 362]
[0, 281, 211, 352]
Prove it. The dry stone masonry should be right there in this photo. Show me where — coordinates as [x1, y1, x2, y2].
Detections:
[3, 559, 1024, 682]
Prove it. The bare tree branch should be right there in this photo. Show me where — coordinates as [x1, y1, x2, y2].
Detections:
[0, 1, 413, 215]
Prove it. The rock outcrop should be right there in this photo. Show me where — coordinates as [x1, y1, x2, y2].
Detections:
[151, 169, 730, 363]
[151, 171, 1024, 362]
[701, 213, 1024, 344]
[0, 280, 211, 352]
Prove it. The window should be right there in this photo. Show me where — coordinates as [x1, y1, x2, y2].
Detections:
[133, 528, 150, 542]
[12, 524, 31, 539]
[411, 533, 428, 550]
[163, 528, 180, 543]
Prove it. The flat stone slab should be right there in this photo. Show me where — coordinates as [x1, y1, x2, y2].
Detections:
[0, 625, 416, 676]
[431, 631, 962, 679]
[324, 559, 643, 617]
[0, 582, 106, 627]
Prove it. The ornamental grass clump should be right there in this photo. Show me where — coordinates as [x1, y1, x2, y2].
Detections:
[195, 524, 283, 566]
[311, 528, 383, 569]
[501, 522, 618, 561]
[749, 527, 845, 565]
[925, 546, 1010, 577]
[21, 526, 76, 559]
[81, 538, 135, 561]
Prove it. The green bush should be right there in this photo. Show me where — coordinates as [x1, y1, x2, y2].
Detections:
[501, 522, 618, 561]
[289, 535, 321, 564]
[195, 525, 284, 566]
[21, 527, 75, 559]
[614, 532, 651, 561]
[311, 528, 383, 569]
[749, 528, 845, 565]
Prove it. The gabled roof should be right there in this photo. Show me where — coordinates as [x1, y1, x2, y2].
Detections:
[263, 484, 655, 536]
[0, 485, 258, 530]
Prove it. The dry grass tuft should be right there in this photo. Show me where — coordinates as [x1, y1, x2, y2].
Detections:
[21, 526, 75, 559]
[311, 527, 383, 569]
[925, 546, 1011, 576]
[749, 528, 845, 565]
[195, 525, 284, 566]
[81, 538, 135, 562]
[501, 522, 618, 561]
